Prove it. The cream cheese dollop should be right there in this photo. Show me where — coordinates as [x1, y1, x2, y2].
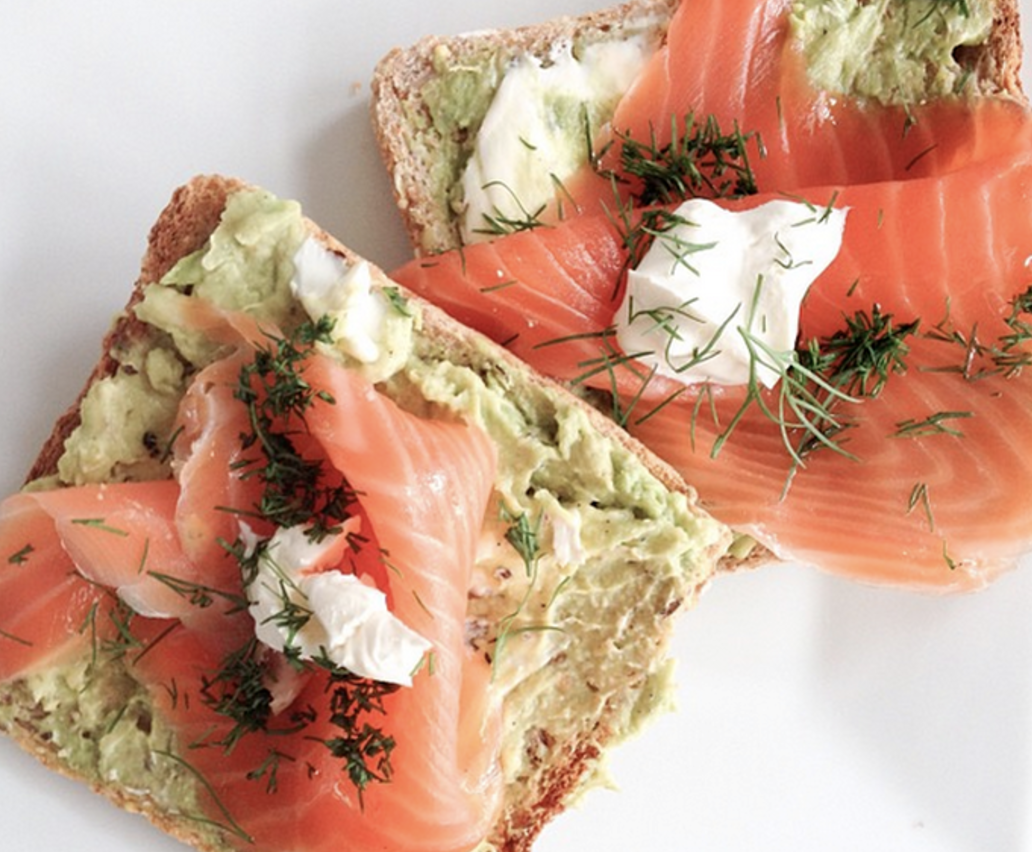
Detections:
[245, 524, 431, 687]
[460, 37, 652, 244]
[615, 198, 848, 389]
[290, 237, 387, 364]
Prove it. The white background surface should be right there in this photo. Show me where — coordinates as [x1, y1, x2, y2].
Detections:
[2, 2, 1032, 850]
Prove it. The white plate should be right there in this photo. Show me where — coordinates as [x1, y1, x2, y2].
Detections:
[2, 3, 1032, 850]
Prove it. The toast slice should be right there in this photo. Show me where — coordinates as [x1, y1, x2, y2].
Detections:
[0, 175, 731, 852]
[370, 0, 1027, 255]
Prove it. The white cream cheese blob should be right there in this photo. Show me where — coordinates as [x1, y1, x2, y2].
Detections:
[290, 237, 387, 364]
[616, 198, 848, 388]
[246, 524, 432, 687]
[460, 37, 652, 244]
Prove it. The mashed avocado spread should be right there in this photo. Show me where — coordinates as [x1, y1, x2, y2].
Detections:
[12, 188, 728, 848]
[792, 0, 993, 103]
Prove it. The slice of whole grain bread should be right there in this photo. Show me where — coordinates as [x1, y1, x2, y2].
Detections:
[0, 174, 731, 852]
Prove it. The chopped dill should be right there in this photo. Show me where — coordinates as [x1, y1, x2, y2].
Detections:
[550, 171, 579, 221]
[233, 317, 358, 541]
[492, 508, 544, 674]
[0, 627, 33, 647]
[992, 285, 1032, 376]
[7, 543, 33, 565]
[797, 306, 919, 399]
[597, 112, 761, 205]
[610, 205, 700, 299]
[905, 143, 938, 172]
[246, 749, 295, 794]
[907, 482, 935, 531]
[701, 304, 920, 490]
[783, 191, 842, 227]
[181, 318, 405, 799]
[381, 285, 412, 318]
[892, 410, 973, 438]
[70, 518, 130, 537]
[312, 663, 400, 803]
[480, 279, 519, 294]
[137, 538, 150, 575]
[101, 600, 143, 662]
[153, 749, 254, 843]
[103, 703, 129, 737]
[474, 180, 549, 237]
[80, 600, 100, 668]
[199, 636, 277, 752]
[130, 620, 180, 666]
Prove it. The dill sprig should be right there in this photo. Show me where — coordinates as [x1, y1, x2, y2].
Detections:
[492, 509, 544, 673]
[709, 327, 860, 467]
[892, 410, 972, 438]
[200, 636, 277, 751]
[597, 112, 761, 205]
[797, 306, 919, 398]
[709, 305, 919, 482]
[907, 482, 935, 530]
[153, 749, 255, 844]
[7, 543, 33, 565]
[504, 510, 541, 575]
[474, 180, 549, 237]
[148, 572, 249, 613]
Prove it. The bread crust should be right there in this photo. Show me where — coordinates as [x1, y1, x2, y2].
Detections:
[965, 0, 1026, 98]
[7, 174, 728, 852]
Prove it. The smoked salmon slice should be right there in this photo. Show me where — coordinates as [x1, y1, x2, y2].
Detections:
[392, 148, 1032, 590]
[173, 350, 266, 564]
[0, 494, 111, 680]
[0, 479, 241, 671]
[552, 0, 1032, 218]
[397, 213, 646, 393]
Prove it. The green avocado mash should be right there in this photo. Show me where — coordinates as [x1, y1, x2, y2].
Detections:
[791, 0, 995, 103]
[57, 342, 186, 485]
[0, 656, 220, 849]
